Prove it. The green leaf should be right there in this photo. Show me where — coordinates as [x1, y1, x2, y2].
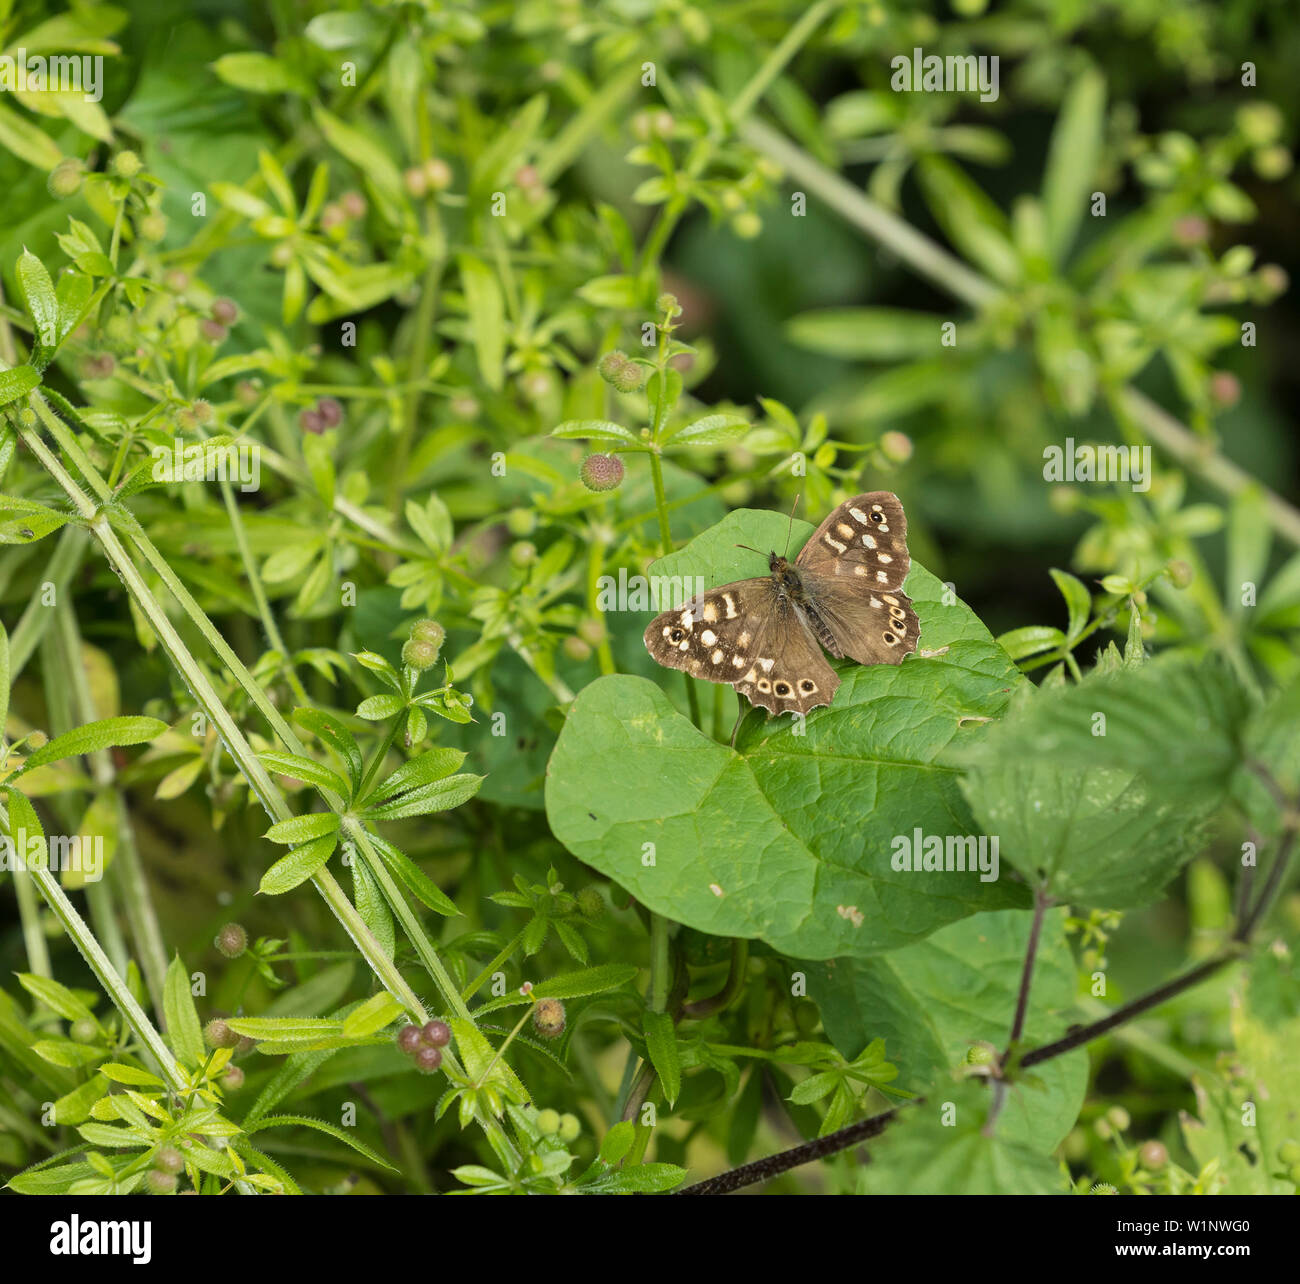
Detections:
[787, 308, 948, 360]
[583, 1162, 686, 1193]
[246, 1115, 397, 1170]
[259, 833, 338, 895]
[212, 52, 311, 97]
[363, 831, 460, 915]
[16, 716, 165, 775]
[1042, 67, 1106, 264]
[292, 707, 364, 798]
[546, 509, 1027, 960]
[458, 255, 505, 391]
[363, 773, 483, 820]
[355, 694, 406, 721]
[997, 625, 1065, 661]
[363, 747, 466, 807]
[816, 909, 1087, 1153]
[1048, 569, 1091, 643]
[661, 412, 750, 449]
[8, 1161, 101, 1195]
[916, 157, 1021, 286]
[97, 1063, 165, 1088]
[340, 991, 404, 1039]
[643, 1009, 681, 1106]
[163, 955, 204, 1066]
[257, 749, 349, 797]
[550, 419, 642, 446]
[474, 963, 639, 1014]
[854, 1084, 1068, 1194]
[264, 812, 340, 845]
[0, 365, 40, 408]
[598, 1120, 636, 1165]
[0, 101, 63, 169]
[224, 1016, 343, 1042]
[17, 250, 59, 371]
[17, 972, 95, 1024]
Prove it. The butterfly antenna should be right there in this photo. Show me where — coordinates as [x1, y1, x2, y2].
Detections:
[734, 543, 763, 557]
[783, 494, 801, 558]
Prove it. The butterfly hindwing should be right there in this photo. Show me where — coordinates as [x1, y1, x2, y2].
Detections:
[643, 581, 840, 715]
[795, 491, 919, 667]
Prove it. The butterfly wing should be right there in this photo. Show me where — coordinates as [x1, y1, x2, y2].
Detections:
[795, 491, 920, 665]
[643, 580, 839, 715]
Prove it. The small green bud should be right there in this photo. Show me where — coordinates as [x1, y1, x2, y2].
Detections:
[1138, 1140, 1168, 1169]
[47, 159, 83, 199]
[510, 540, 538, 568]
[147, 1169, 177, 1194]
[69, 1018, 99, 1044]
[112, 150, 143, 179]
[610, 361, 645, 394]
[557, 1112, 581, 1143]
[222, 1065, 244, 1090]
[1107, 1106, 1130, 1132]
[506, 508, 537, 537]
[879, 430, 913, 464]
[966, 1043, 995, 1066]
[1278, 1139, 1300, 1164]
[402, 638, 438, 670]
[656, 292, 680, 318]
[154, 1146, 185, 1174]
[576, 887, 605, 920]
[536, 1108, 561, 1135]
[204, 1018, 240, 1050]
[424, 158, 453, 190]
[139, 212, 168, 242]
[27, 730, 48, 750]
[409, 619, 445, 654]
[598, 350, 629, 384]
[562, 636, 592, 662]
[1166, 559, 1193, 589]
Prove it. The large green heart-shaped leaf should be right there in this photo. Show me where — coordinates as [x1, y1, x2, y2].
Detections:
[813, 909, 1086, 1152]
[545, 507, 1031, 959]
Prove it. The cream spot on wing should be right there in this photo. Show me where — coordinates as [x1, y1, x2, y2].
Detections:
[711, 649, 724, 664]
[732, 655, 745, 668]
[678, 640, 690, 651]
[680, 610, 693, 627]
[723, 593, 738, 619]
[882, 594, 900, 606]
[759, 658, 774, 672]
[738, 631, 750, 646]
[878, 553, 893, 564]
[773, 680, 793, 698]
[824, 535, 847, 553]
[876, 571, 888, 582]
[702, 601, 718, 623]
[854, 565, 870, 576]
[862, 533, 876, 549]
[870, 597, 882, 608]
[837, 522, 854, 538]
[850, 507, 869, 523]
[742, 666, 757, 682]
[871, 504, 883, 511]
[701, 629, 717, 646]
[878, 523, 890, 533]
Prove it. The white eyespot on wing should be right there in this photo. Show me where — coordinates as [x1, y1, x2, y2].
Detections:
[680, 610, 694, 628]
[882, 631, 900, 646]
[700, 629, 717, 646]
[711, 649, 724, 664]
[824, 535, 847, 553]
[702, 601, 718, 623]
[756, 678, 772, 693]
[773, 680, 794, 698]
[723, 593, 738, 619]
[798, 678, 818, 695]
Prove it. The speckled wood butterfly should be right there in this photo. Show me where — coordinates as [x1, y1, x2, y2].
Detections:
[643, 492, 919, 716]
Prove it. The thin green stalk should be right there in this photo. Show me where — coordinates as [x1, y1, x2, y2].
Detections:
[727, 0, 835, 123]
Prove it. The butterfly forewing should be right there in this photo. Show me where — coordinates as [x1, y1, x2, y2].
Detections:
[643, 582, 839, 715]
[796, 492, 919, 666]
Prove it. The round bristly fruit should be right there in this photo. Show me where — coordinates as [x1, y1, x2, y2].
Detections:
[215, 923, 248, 958]
[580, 454, 624, 493]
[414, 1046, 443, 1074]
[536, 1108, 561, 1135]
[397, 1025, 423, 1054]
[422, 1019, 451, 1048]
[532, 998, 566, 1039]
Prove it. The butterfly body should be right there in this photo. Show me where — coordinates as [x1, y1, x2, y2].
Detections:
[644, 492, 919, 717]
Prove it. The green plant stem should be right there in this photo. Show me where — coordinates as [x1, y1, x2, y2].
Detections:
[462, 927, 527, 1003]
[727, 0, 835, 123]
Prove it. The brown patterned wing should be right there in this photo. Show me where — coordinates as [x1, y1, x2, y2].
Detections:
[795, 491, 920, 666]
[643, 580, 839, 716]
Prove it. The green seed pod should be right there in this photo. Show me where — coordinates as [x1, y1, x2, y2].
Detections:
[580, 453, 624, 493]
[536, 1108, 561, 1135]
[402, 638, 439, 670]
[215, 922, 247, 958]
